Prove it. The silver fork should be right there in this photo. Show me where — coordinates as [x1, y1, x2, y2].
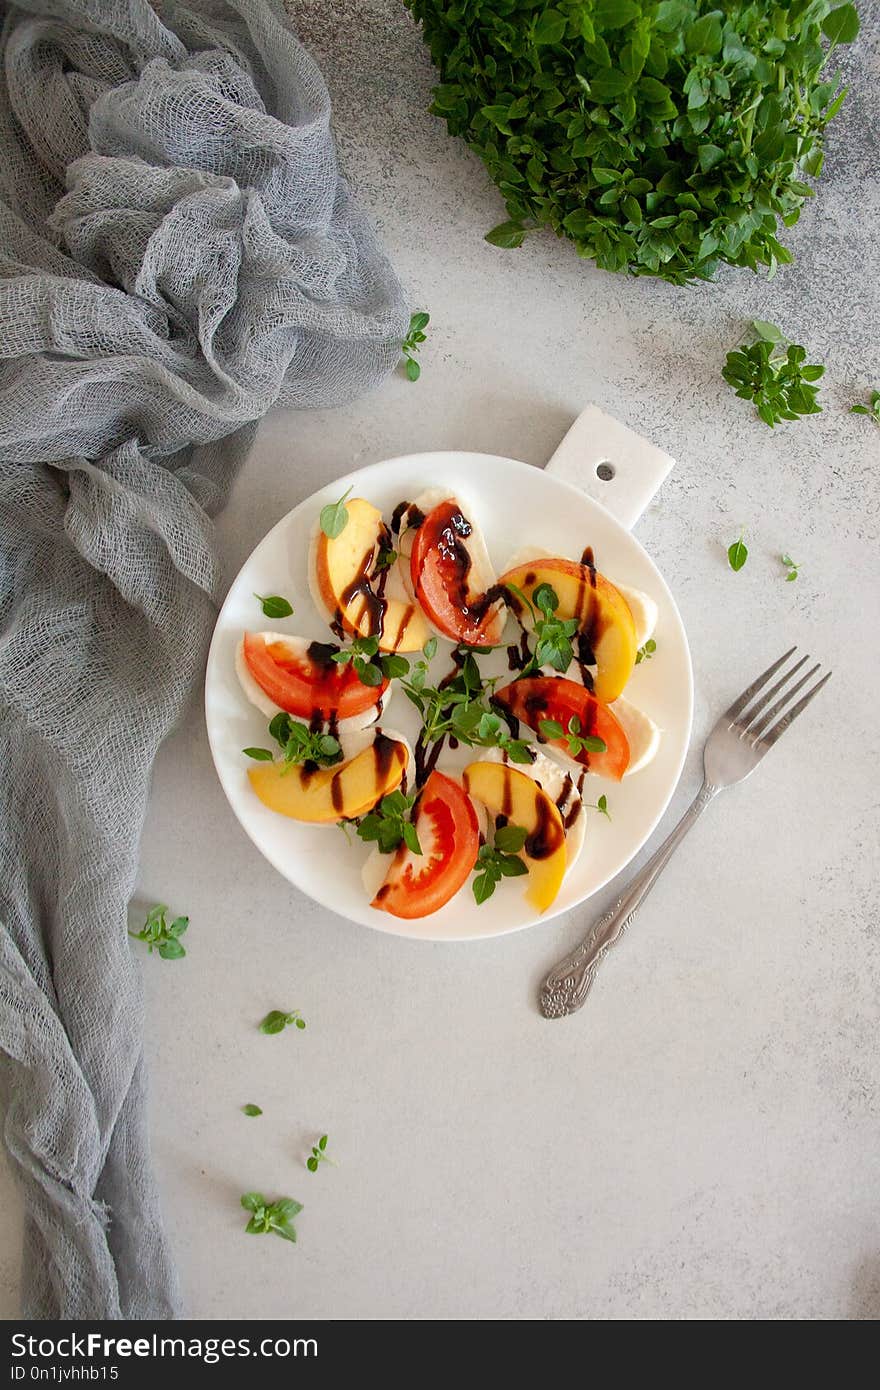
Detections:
[539, 647, 831, 1019]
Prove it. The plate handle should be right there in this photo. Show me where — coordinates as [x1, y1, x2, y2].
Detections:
[543, 404, 674, 532]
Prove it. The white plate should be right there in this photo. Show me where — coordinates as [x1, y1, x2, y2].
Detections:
[204, 451, 693, 942]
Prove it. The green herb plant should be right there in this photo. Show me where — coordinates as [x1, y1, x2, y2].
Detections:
[241, 1193, 302, 1242]
[255, 594, 293, 619]
[851, 389, 880, 426]
[407, 1, 860, 284]
[472, 824, 529, 905]
[375, 543, 398, 570]
[401, 311, 430, 381]
[635, 638, 657, 665]
[728, 532, 748, 572]
[507, 582, 578, 674]
[588, 794, 611, 821]
[538, 715, 607, 758]
[306, 1135, 336, 1173]
[781, 553, 800, 582]
[259, 1009, 306, 1035]
[723, 321, 824, 426]
[242, 1104, 263, 1117]
[129, 904, 188, 961]
[243, 712, 341, 770]
[402, 643, 532, 764]
[357, 790, 422, 855]
[320, 487, 352, 540]
[332, 635, 409, 687]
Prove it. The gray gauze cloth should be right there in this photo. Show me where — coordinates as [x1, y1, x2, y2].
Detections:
[0, 0, 407, 1319]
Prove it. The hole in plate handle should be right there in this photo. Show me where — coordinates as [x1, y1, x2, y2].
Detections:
[596, 461, 615, 481]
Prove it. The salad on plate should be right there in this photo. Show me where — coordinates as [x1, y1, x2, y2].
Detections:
[235, 488, 662, 921]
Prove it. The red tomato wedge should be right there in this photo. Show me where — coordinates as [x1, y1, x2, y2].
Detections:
[494, 676, 631, 781]
[371, 771, 480, 919]
[242, 632, 386, 719]
[409, 498, 505, 646]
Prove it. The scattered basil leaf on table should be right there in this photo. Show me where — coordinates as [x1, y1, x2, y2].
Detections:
[722, 325, 824, 426]
[242, 1104, 263, 1117]
[780, 554, 801, 582]
[259, 1009, 306, 1035]
[401, 310, 430, 381]
[240, 1193, 302, 1242]
[129, 904, 188, 961]
[850, 390, 880, 426]
[728, 534, 749, 572]
[306, 1134, 336, 1173]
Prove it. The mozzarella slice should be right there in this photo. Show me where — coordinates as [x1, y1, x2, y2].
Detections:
[478, 746, 586, 874]
[306, 518, 335, 627]
[615, 584, 657, 648]
[362, 847, 389, 901]
[235, 634, 388, 732]
[607, 697, 661, 776]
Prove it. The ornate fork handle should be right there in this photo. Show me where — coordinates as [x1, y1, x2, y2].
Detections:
[540, 782, 720, 1018]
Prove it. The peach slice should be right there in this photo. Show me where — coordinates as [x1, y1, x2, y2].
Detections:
[499, 558, 637, 702]
[248, 732, 407, 823]
[309, 498, 430, 653]
[462, 761, 566, 914]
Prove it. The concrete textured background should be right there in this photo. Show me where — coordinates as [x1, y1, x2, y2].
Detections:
[1, 1, 878, 1320]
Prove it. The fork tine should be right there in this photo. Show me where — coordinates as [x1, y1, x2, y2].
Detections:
[746, 662, 820, 739]
[758, 671, 832, 748]
[737, 653, 810, 732]
[723, 646, 797, 722]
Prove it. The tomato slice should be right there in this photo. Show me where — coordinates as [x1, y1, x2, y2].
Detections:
[242, 632, 386, 719]
[494, 676, 630, 781]
[371, 771, 480, 919]
[409, 498, 505, 646]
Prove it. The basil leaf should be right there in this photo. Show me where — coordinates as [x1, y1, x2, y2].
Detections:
[255, 594, 293, 619]
[320, 486, 352, 540]
[494, 823, 528, 854]
[728, 536, 748, 572]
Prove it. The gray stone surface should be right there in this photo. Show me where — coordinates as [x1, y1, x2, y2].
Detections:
[1, 2, 878, 1320]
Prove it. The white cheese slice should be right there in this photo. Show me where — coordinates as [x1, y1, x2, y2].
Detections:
[607, 697, 661, 776]
[306, 516, 337, 628]
[362, 847, 389, 902]
[616, 584, 657, 648]
[235, 634, 387, 732]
